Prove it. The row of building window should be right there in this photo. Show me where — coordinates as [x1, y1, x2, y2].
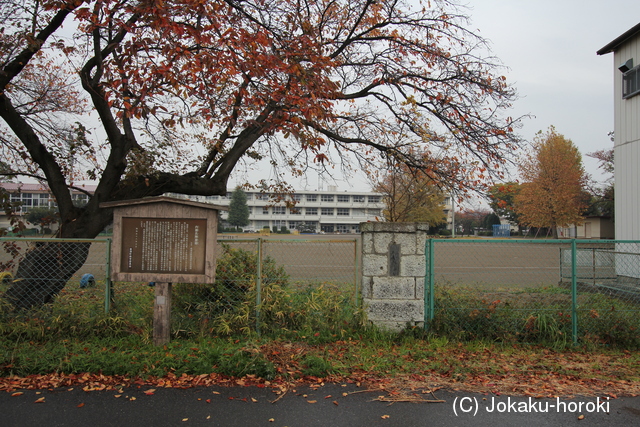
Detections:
[253, 220, 358, 233]
[251, 207, 380, 216]
[9, 193, 89, 211]
[208, 193, 380, 203]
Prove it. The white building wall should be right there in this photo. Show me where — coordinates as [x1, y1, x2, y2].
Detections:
[614, 38, 640, 242]
[181, 188, 386, 233]
[605, 26, 640, 278]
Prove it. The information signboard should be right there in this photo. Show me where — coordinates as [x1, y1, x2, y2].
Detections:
[120, 217, 207, 274]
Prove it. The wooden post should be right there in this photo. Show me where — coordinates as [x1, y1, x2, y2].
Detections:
[101, 197, 225, 347]
[154, 282, 172, 346]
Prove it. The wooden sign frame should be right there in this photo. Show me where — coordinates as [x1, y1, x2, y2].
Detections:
[102, 196, 225, 284]
[101, 196, 226, 346]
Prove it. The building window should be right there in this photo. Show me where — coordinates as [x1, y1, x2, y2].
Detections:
[321, 208, 334, 216]
[306, 194, 317, 202]
[352, 208, 366, 216]
[337, 208, 349, 216]
[290, 207, 301, 215]
[72, 193, 89, 207]
[262, 207, 269, 215]
[321, 194, 334, 202]
[306, 207, 318, 215]
[337, 195, 349, 203]
[336, 224, 349, 233]
[623, 66, 640, 98]
[368, 195, 380, 203]
[288, 221, 301, 229]
[273, 206, 286, 215]
[35, 193, 51, 207]
[352, 195, 364, 203]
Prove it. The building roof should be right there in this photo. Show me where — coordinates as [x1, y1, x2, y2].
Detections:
[597, 22, 640, 55]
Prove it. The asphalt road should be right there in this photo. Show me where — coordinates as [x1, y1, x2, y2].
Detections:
[2, 383, 639, 426]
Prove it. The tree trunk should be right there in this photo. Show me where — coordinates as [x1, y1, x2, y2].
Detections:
[3, 241, 91, 310]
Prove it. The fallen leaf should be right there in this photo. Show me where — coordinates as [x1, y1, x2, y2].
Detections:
[251, 397, 257, 402]
[578, 415, 585, 420]
[144, 389, 156, 396]
[114, 395, 121, 398]
[11, 392, 23, 397]
[182, 418, 188, 422]
[381, 415, 390, 419]
[307, 400, 317, 404]
[206, 399, 211, 404]
[129, 397, 136, 401]
[269, 418, 275, 422]
[35, 397, 45, 403]
[333, 401, 339, 406]
[77, 403, 85, 408]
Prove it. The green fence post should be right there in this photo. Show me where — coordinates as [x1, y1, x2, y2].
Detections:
[571, 239, 578, 345]
[424, 238, 435, 329]
[104, 238, 112, 313]
[256, 238, 263, 335]
[354, 238, 360, 308]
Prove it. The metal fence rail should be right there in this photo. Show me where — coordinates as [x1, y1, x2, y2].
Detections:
[425, 239, 640, 346]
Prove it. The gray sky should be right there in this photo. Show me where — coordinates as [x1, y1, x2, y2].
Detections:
[469, 0, 638, 183]
[264, 0, 636, 193]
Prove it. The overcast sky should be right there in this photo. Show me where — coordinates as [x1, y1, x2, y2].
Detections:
[468, 0, 638, 183]
[286, 0, 638, 193]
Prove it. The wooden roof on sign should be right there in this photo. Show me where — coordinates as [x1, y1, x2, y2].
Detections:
[100, 195, 227, 211]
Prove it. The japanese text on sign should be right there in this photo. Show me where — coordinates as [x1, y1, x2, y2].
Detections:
[121, 217, 207, 274]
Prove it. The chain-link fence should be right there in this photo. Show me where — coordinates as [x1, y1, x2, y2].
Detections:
[425, 239, 640, 347]
[0, 237, 359, 339]
[0, 238, 111, 311]
[170, 238, 359, 336]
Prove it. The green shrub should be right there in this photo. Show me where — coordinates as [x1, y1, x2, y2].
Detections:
[172, 244, 289, 335]
[428, 285, 640, 349]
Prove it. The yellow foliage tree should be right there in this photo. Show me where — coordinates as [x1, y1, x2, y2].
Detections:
[374, 162, 447, 224]
[515, 127, 587, 237]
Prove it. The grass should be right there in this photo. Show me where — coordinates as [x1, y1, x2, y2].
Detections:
[429, 284, 640, 348]
[1, 247, 640, 396]
[2, 334, 640, 397]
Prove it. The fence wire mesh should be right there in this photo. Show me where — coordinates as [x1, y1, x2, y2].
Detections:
[0, 237, 359, 339]
[0, 238, 111, 308]
[426, 239, 640, 347]
[170, 238, 359, 336]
